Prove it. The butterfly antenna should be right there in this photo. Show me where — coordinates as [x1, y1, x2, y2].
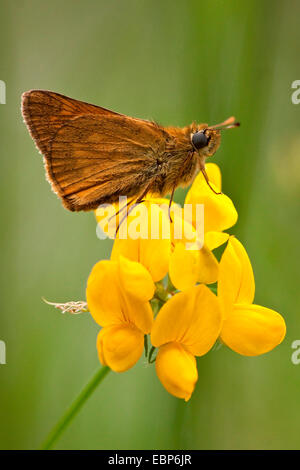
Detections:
[208, 116, 240, 130]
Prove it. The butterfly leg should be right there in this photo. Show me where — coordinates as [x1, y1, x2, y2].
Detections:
[167, 150, 195, 223]
[115, 180, 155, 236]
[108, 196, 136, 224]
[168, 186, 176, 223]
[200, 165, 222, 195]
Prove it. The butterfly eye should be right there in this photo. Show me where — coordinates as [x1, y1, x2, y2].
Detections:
[191, 131, 209, 150]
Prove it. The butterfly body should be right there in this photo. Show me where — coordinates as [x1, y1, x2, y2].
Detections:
[22, 90, 236, 211]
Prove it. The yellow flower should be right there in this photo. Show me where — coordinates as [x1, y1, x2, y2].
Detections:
[95, 163, 236, 292]
[86, 255, 154, 372]
[185, 163, 238, 240]
[168, 163, 238, 291]
[151, 285, 222, 401]
[111, 199, 172, 283]
[96, 197, 172, 283]
[218, 236, 286, 355]
[168, 234, 219, 291]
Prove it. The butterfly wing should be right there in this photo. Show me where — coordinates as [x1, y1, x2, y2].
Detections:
[22, 91, 167, 211]
[21, 90, 121, 157]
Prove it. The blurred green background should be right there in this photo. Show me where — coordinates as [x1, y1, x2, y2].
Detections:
[0, 0, 300, 450]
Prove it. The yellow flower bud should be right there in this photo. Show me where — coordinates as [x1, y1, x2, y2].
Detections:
[155, 343, 198, 401]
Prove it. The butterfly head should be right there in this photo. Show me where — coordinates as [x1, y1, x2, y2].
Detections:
[191, 128, 221, 158]
[190, 116, 240, 159]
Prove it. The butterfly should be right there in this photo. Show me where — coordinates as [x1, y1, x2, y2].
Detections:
[22, 90, 239, 213]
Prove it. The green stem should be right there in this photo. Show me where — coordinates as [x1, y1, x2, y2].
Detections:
[40, 366, 110, 450]
[144, 334, 148, 357]
[148, 346, 157, 364]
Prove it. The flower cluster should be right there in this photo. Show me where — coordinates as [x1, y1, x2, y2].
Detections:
[86, 163, 286, 401]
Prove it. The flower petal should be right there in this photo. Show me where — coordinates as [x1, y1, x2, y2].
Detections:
[111, 237, 170, 283]
[151, 285, 222, 356]
[121, 295, 153, 335]
[169, 243, 218, 291]
[205, 163, 222, 189]
[185, 178, 238, 233]
[87, 259, 153, 333]
[87, 259, 117, 287]
[197, 245, 219, 284]
[94, 203, 121, 240]
[86, 260, 123, 327]
[118, 255, 155, 302]
[218, 237, 255, 317]
[169, 243, 199, 291]
[97, 324, 144, 372]
[230, 237, 255, 304]
[220, 304, 286, 356]
[139, 238, 170, 282]
[155, 342, 198, 401]
[139, 203, 171, 281]
[205, 231, 229, 251]
[163, 206, 200, 247]
[111, 202, 171, 283]
[111, 237, 139, 265]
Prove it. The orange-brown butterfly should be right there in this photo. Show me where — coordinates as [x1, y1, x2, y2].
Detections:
[21, 90, 239, 212]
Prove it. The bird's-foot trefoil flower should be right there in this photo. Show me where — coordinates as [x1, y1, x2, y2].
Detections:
[95, 163, 235, 292]
[218, 236, 286, 355]
[110, 198, 172, 283]
[86, 255, 154, 372]
[168, 163, 238, 291]
[151, 284, 222, 401]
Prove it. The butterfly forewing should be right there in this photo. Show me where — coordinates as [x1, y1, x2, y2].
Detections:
[51, 115, 167, 210]
[22, 90, 168, 210]
[21, 90, 123, 158]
